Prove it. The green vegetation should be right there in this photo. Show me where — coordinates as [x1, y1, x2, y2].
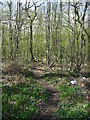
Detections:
[2, 63, 89, 119]
[2, 77, 48, 119]
[56, 100, 88, 120]
[56, 84, 88, 120]
[42, 72, 89, 120]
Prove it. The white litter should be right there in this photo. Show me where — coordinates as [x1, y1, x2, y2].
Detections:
[70, 80, 76, 85]
[83, 77, 86, 80]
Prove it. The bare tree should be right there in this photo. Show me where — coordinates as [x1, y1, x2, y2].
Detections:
[72, 1, 89, 72]
[59, 0, 63, 71]
[46, 1, 51, 65]
[22, 1, 43, 61]
[7, 1, 13, 60]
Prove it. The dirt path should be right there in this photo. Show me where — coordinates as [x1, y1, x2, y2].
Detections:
[31, 64, 60, 120]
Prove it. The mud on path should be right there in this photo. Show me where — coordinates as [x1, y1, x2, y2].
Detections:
[31, 63, 60, 120]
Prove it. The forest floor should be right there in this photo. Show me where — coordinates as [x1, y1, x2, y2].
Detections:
[31, 62, 60, 119]
[31, 61, 90, 119]
[1, 61, 89, 119]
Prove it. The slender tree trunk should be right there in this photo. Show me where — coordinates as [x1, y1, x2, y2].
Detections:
[46, 1, 51, 65]
[30, 22, 35, 60]
[68, 0, 72, 70]
[2, 26, 5, 61]
[54, 3, 58, 61]
[83, 35, 86, 64]
[59, 0, 63, 71]
[26, 27, 29, 61]
[15, 1, 22, 61]
[88, 4, 90, 72]
[15, 2, 19, 60]
[70, 1, 76, 71]
[73, 2, 76, 66]
[8, 1, 13, 60]
[40, 34, 43, 63]
[76, 29, 80, 69]
[23, 27, 26, 61]
[18, 1, 21, 61]
[79, 23, 83, 69]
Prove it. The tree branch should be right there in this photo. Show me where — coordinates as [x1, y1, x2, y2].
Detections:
[22, 1, 44, 10]
[82, 1, 89, 21]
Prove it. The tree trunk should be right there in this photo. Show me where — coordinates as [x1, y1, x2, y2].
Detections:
[68, 0, 71, 70]
[30, 22, 35, 60]
[87, 4, 90, 73]
[2, 26, 5, 61]
[59, 0, 63, 71]
[46, 1, 51, 65]
[8, 1, 13, 60]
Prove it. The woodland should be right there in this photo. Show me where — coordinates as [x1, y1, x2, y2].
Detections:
[0, 0, 90, 119]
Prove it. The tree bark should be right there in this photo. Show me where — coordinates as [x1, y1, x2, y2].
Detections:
[46, 1, 51, 65]
[59, 0, 63, 71]
[30, 22, 35, 60]
[7, 1, 13, 60]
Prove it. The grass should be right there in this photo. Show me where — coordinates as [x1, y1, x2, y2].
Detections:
[42, 72, 89, 120]
[2, 78, 48, 119]
[56, 83, 88, 120]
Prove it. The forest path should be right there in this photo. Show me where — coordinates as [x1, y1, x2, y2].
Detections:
[31, 62, 60, 120]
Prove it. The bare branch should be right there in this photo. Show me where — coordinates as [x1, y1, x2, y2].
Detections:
[22, 1, 44, 10]
[31, 2, 37, 22]
[82, 2, 89, 21]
